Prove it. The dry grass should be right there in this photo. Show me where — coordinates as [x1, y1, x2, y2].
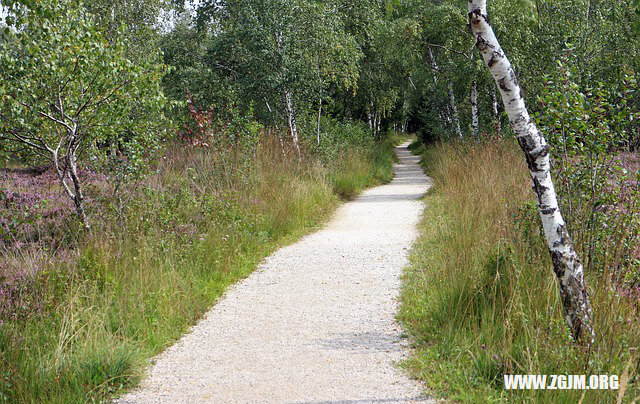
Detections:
[400, 140, 640, 402]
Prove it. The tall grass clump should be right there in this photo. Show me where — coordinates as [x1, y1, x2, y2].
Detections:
[0, 125, 396, 402]
[400, 140, 640, 402]
[306, 117, 400, 199]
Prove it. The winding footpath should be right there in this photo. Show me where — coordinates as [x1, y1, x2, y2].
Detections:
[120, 142, 433, 403]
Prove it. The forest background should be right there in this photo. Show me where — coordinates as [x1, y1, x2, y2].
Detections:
[1, 0, 639, 401]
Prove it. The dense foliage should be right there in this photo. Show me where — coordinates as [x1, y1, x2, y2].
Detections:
[0, 0, 639, 401]
[0, 1, 399, 401]
[4, 0, 637, 174]
[396, 1, 640, 401]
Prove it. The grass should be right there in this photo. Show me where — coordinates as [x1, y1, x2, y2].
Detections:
[0, 134, 397, 403]
[400, 140, 640, 403]
[330, 135, 400, 199]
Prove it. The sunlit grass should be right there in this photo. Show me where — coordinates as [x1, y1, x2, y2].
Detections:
[400, 140, 640, 402]
[0, 134, 396, 402]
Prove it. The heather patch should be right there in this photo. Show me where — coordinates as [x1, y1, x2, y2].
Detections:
[0, 132, 398, 402]
[1, 168, 84, 249]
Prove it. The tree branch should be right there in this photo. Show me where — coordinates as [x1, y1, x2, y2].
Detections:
[425, 42, 472, 59]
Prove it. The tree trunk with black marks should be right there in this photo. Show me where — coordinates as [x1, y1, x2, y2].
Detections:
[51, 124, 89, 228]
[367, 102, 374, 132]
[284, 89, 301, 161]
[275, 31, 301, 161]
[471, 80, 479, 138]
[448, 84, 462, 139]
[401, 80, 412, 133]
[491, 87, 499, 117]
[68, 152, 88, 227]
[490, 86, 501, 132]
[468, 0, 594, 343]
[426, 46, 440, 84]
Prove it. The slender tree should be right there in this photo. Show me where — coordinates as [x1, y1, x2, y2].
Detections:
[490, 86, 500, 130]
[470, 79, 479, 138]
[468, 0, 595, 343]
[0, 0, 167, 228]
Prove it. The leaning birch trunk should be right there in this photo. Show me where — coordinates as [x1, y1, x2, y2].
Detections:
[426, 47, 440, 85]
[471, 80, 479, 139]
[68, 151, 89, 228]
[468, 0, 594, 343]
[51, 126, 89, 228]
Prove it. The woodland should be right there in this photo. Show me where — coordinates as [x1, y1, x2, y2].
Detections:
[1, 0, 639, 401]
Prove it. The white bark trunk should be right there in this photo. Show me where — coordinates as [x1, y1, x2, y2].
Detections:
[68, 149, 88, 228]
[275, 31, 301, 161]
[52, 125, 89, 228]
[317, 98, 322, 146]
[426, 47, 439, 85]
[402, 80, 412, 133]
[284, 89, 301, 160]
[276, 129, 287, 159]
[491, 87, 499, 117]
[469, 0, 594, 343]
[491, 86, 501, 131]
[448, 84, 462, 139]
[471, 80, 479, 139]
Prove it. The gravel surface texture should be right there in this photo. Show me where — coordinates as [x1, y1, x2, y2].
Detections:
[119, 142, 433, 403]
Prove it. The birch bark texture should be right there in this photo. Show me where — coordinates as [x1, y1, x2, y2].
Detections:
[275, 31, 302, 160]
[468, 0, 594, 343]
[448, 84, 463, 139]
[284, 89, 302, 159]
[470, 80, 479, 138]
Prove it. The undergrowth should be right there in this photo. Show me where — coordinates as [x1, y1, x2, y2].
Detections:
[400, 140, 640, 403]
[0, 133, 397, 403]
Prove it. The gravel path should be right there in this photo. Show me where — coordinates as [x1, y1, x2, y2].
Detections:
[119, 142, 433, 403]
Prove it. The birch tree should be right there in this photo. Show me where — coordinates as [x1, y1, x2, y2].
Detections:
[468, 0, 595, 342]
[0, 0, 167, 227]
[470, 80, 479, 139]
[425, 46, 461, 138]
[416, 0, 470, 140]
[201, 0, 360, 152]
[354, 17, 405, 138]
[490, 86, 500, 131]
